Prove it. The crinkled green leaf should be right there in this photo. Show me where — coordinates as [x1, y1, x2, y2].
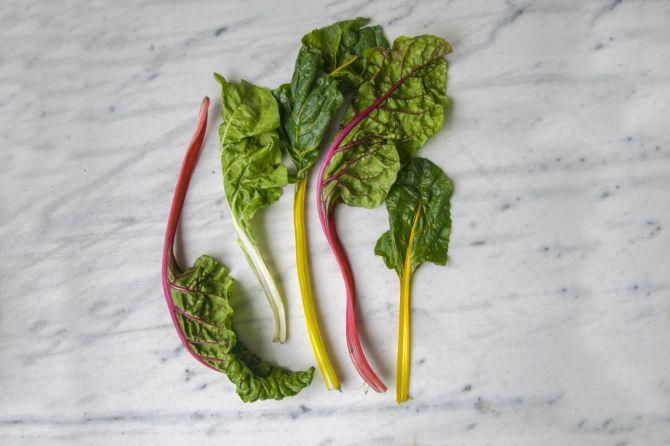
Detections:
[322, 35, 451, 209]
[302, 17, 389, 89]
[275, 18, 388, 178]
[321, 137, 400, 208]
[216, 76, 289, 343]
[224, 341, 315, 403]
[343, 35, 452, 163]
[274, 47, 344, 179]
[216, 76, 288, 235]
[374, 158, 454, 277]
[170, 255, 314, 402]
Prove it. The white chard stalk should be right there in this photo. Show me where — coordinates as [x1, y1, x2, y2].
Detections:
[216, 76, 290, 344]
[229, 210, 286, 343]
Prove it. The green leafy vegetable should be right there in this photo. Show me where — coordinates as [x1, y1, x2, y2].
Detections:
[340, 35, 451, 165]
[215, 75, 289, 343]
[302, 17, 388, 88]
[272, 18, 389, 390]
[162, 98, 313, 403]
[275, 17, 389, 180]
[274, 47, 344, 180]
[321, 34, 452, 211]
[374, 158, 454, 403]
[171, 256, 315, 402]
[320, 136, 401, 209]
[316, 34, 452, 392]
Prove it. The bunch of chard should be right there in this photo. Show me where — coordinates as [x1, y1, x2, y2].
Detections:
[161, 18, 456, 404]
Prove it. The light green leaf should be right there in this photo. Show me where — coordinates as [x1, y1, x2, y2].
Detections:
[216, 77, 289, 343]
[218, 77, 281, 143]
[375, 158, 454, 277]
[220, 132, 286, 234]
[170, 256, 314, 402]
[275, 18, 389, 179]
[217, 79, 287, 229]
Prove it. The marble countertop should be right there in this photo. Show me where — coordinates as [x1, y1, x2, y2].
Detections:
[1, 0, 669, 444]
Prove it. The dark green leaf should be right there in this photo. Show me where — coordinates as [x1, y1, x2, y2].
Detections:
[321, 136, 400, 208]
[274, 47, 344, 179]
[170, 256, 314, 402]
[275, 18, 390, 179]
[302, 17, 389, 88]
[375, 158, 454, 276]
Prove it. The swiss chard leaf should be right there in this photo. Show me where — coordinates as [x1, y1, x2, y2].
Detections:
[274, 47, 344, 179]
[320, 35, 452, 211]
[275, 18, 389, 179]
[375, 157, 454, 277]
[374, 157, 453, 403]
[215, 76, 288, 343]
[217, 76, 288, 233]
[170, 256, 314, 402]
[301, 17, 389, 88]
[342, 34, 452, 165]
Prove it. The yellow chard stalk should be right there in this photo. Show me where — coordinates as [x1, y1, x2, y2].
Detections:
[396, 199, 421, 402]
[375, 158, 454, 403]
[294, 178, 340, 389]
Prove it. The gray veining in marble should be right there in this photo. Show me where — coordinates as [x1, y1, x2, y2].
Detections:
[1, 0, 669, 445]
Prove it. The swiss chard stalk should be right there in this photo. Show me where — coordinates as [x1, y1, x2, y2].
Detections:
[375, 158, 454, 403]
[316, 35, 452, 392]
[273, 18, 388, 390]
[215, 75, 289, 343]
[162, 98, 314, 402]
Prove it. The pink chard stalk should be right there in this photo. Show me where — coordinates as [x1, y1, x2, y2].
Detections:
[315, 88, 403, 393]
[160, 97, 215, 371]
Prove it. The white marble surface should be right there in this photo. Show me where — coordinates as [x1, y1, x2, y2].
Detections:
[1, 0, 669, 444]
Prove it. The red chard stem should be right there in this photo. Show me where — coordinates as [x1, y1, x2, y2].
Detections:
[161, 97, 214, 371]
